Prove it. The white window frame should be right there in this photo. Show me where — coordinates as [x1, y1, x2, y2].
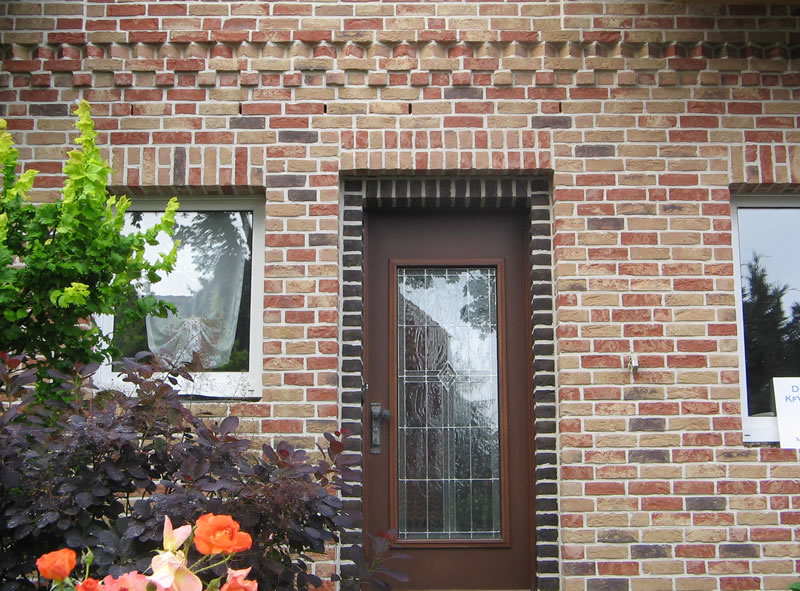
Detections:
[96, 197, 264, 399]
[731, 194, 797, 442]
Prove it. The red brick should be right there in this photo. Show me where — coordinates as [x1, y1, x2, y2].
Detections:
[119, 18, 159, 30]
[124, 89, 163, 101]
[344, 18, 382, 30]
[720, 578, 761, 591]
[265, 296, 304, 308]
[195, 132, 235, 143]
[673, 449, 714, 462]
[676, 545, 716, 558]
[629, 481, 670, 495]
[667, 355, 706, 368]
[110, 132, 149, 144]
[674, 481, 714, 494]
[693, 513, 734, 526]
[586, 482, 626, 495]
[597, 562, 639, 576]
[444, 116, 484, 127]
[563, 466, 594, 480]
[261, 419, 303, 433]
[717, 481, 758, 495]
[582, 355, 622, 368]
[266, 234, 305, 247]
[270, 117, 309, 128]
[760, 448, 798, 462]
[642, 497, 683, 511]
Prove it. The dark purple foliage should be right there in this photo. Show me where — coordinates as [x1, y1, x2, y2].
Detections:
[0, 355, 400, 591]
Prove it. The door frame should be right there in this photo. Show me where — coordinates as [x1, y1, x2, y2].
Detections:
[338, 175, 559, 590]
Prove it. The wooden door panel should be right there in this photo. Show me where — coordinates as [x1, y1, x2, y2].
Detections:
[364, 210, 534, 590]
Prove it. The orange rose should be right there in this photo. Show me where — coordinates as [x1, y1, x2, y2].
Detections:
[36, 548, 77, 581]
[77, 578, 102, 591]
[193, 514, 252, 555]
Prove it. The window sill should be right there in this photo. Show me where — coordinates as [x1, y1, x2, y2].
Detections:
[743, 415, 779, 443]
[96, 364, 261, 399]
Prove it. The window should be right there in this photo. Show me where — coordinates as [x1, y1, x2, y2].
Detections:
[96, 198, 264, 398]
[732, 196, 800, 441]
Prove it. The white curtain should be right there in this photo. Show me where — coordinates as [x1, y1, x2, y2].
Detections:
[136, 211, 250, 369]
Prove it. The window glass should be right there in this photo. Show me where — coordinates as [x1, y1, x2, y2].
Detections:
[113, 211, 253, 371]
[735, 206, 800, 419]
[97, 200, 263, 399]
[396, 267, 501, 541]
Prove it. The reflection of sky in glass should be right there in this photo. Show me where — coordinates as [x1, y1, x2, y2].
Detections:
[399, 268, 497, 401]
[125, 212, 250, 297]
[399, 269, 497, 378]
[737, 208, 800, 309]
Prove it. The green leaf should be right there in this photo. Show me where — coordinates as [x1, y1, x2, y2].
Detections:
[49, 282, 91, 308]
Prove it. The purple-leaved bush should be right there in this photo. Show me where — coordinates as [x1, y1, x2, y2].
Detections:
[0, 354, 404, 591]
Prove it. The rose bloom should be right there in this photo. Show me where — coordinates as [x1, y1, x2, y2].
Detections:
[76, 578, 102, 591]
[102, 571, 153, 591]
[193, 514, 252, 555]
[36, 548, 77, 581]
[220, 568, 257, 591]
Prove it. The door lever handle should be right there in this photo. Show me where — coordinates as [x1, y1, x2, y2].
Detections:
[370, 402, 391, 454]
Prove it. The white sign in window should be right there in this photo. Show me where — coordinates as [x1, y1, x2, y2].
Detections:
[772, 378, 800, 449]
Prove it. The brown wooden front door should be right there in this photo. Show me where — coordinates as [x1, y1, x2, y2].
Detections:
[363, 209, 534, 590]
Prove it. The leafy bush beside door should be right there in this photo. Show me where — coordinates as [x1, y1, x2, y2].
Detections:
[0, 102, 178, 400]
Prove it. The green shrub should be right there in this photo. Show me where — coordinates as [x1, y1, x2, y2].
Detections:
[0, 103, 178, 400]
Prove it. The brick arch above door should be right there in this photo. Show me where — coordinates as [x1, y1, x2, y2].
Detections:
[338, 174, 560, 590]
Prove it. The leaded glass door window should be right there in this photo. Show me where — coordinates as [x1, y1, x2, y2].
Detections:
[396, 267, 502, 541]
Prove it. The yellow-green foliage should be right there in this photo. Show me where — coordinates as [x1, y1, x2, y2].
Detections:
[0, 101, 179, 399]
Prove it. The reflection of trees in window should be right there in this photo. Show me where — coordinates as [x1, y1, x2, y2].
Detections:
[742, 254, 800, 415]
[171, 211, 252, 370]
[399, 269, 494, 338]
[112, 211, 252, 371]
[399, 291, 500, 540]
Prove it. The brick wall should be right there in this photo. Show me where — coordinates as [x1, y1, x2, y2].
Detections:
[2, 0, 800, 589]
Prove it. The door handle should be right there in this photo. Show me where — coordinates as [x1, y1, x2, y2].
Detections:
[370, 402, 391, 454]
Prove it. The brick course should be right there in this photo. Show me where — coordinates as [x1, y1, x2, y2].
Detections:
[3, 0, 800, 589]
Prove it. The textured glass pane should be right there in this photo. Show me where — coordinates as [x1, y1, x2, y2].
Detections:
[405, 429, 426, 479]
[403, 382, 426, 428]
[426, 326, 448, 371]
[403, 327, 426, 372]
[455, 479, 471, 533]
[471, 480, 494, 533]
[428, 428, 445, 479]
[427, 480, 444, 533]
[397, 267, 501, 540]
[405, 481, 427, 533]
[427, 382, 444, 427]
[471, 429, 498, 479]
[113, 211, 252, 371]
[451, 382, 471, 427]
[453, 428, 470, 479]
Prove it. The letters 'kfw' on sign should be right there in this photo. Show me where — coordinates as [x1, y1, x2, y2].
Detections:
[772, 378, 800, 449]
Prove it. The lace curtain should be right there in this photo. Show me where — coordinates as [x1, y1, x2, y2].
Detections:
[130, 210, 252, 369]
